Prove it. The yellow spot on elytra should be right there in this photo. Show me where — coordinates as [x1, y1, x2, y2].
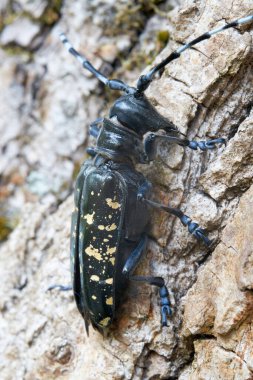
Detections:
[108, 215, 112, 219]
[83, 211, 95, 225]
[103, 238, 109, 242]
[106, 247, 116, 255]
[91, 191, 94, 195]
[106, 198, 121, 209]
[92, 295, 97, 300]
[98, 223, 117, 231]
[85, 245, 102, 261]
[110, 257, 115, 265]
[106, 223, 117, 231]
[99, 317, 111, 327]
[106, 297, 113, 305]
[91, 275, 100, 281]
[105, 278, 113, 284]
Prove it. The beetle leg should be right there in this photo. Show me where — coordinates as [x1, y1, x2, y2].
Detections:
[128, 275, 172, 327]
[86, 118, 105, 156]
[144, 133, 226, 161]
[89, 117, 104, 138]
[122, 235, 148, 274]
[186, 138, 226, 151]
[47, 284, 72, 291]
[137, 181, 152, 201]
[122, 236, 172, 327]
[86, 147, 97, 157]
[140, 198, 212, 246]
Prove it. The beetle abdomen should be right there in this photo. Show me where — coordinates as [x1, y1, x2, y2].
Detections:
[72, 165, 126, 328]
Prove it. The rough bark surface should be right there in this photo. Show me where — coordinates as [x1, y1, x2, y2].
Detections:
[0, 0, 252, 379]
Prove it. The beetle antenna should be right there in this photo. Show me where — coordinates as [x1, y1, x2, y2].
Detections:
[136, 14, 253, 93]
[60, 33, 136, 94]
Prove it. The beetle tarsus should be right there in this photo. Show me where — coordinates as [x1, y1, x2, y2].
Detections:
[188, 138, 226, 151]
[192, 227, 212, 246]
[160, 285, 172, 327]
[180, 215, 211, 246]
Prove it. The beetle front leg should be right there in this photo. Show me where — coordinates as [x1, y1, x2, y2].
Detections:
[89, 117, 104, 138]
[122, 235, 172, 327]
[86, 147, 97, 157]
[86, 117, 105, 157]
[144, 133, 226, 161]
[187, 138, 226, 151]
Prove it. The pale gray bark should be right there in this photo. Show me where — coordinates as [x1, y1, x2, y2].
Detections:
[0, 0, 252, 379]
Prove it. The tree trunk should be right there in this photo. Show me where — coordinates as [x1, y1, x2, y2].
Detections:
[0, 0, 252, 379]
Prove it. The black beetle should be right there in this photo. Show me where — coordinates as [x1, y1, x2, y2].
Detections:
[58, 14, 253, 333]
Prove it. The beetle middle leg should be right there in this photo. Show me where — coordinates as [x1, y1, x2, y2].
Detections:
[138, 196, 211, 246]
[122, 235, 172, 327]
[137, 181, 211, 246]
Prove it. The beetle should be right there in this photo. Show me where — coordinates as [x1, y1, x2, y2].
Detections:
[58, 14, 253, 334]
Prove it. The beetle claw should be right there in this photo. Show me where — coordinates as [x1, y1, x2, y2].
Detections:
[192, 227, 212, 246]
[161, 305, 172, 327]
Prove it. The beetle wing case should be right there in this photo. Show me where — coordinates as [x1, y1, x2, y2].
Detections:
[71, 158, 150, 332]
[71, 159, 127, 330]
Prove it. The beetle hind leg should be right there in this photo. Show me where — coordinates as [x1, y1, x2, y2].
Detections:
[160, 285, 172, 326]
[130, 275, 172, 327]
[122, 236, 172, 327]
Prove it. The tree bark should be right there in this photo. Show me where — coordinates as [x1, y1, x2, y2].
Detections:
[0, 0, 252, 379]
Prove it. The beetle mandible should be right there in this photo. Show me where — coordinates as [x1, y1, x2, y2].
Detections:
[59, 14, 253, 333]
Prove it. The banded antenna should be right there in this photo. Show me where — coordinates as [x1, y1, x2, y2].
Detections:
[60, 33, 136, 94]
[136, 14, 253, 93]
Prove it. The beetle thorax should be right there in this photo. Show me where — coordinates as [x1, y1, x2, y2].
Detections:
[95, 118, 146, 163]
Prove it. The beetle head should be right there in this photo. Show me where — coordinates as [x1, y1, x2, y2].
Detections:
[109, 93, 177, 136]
